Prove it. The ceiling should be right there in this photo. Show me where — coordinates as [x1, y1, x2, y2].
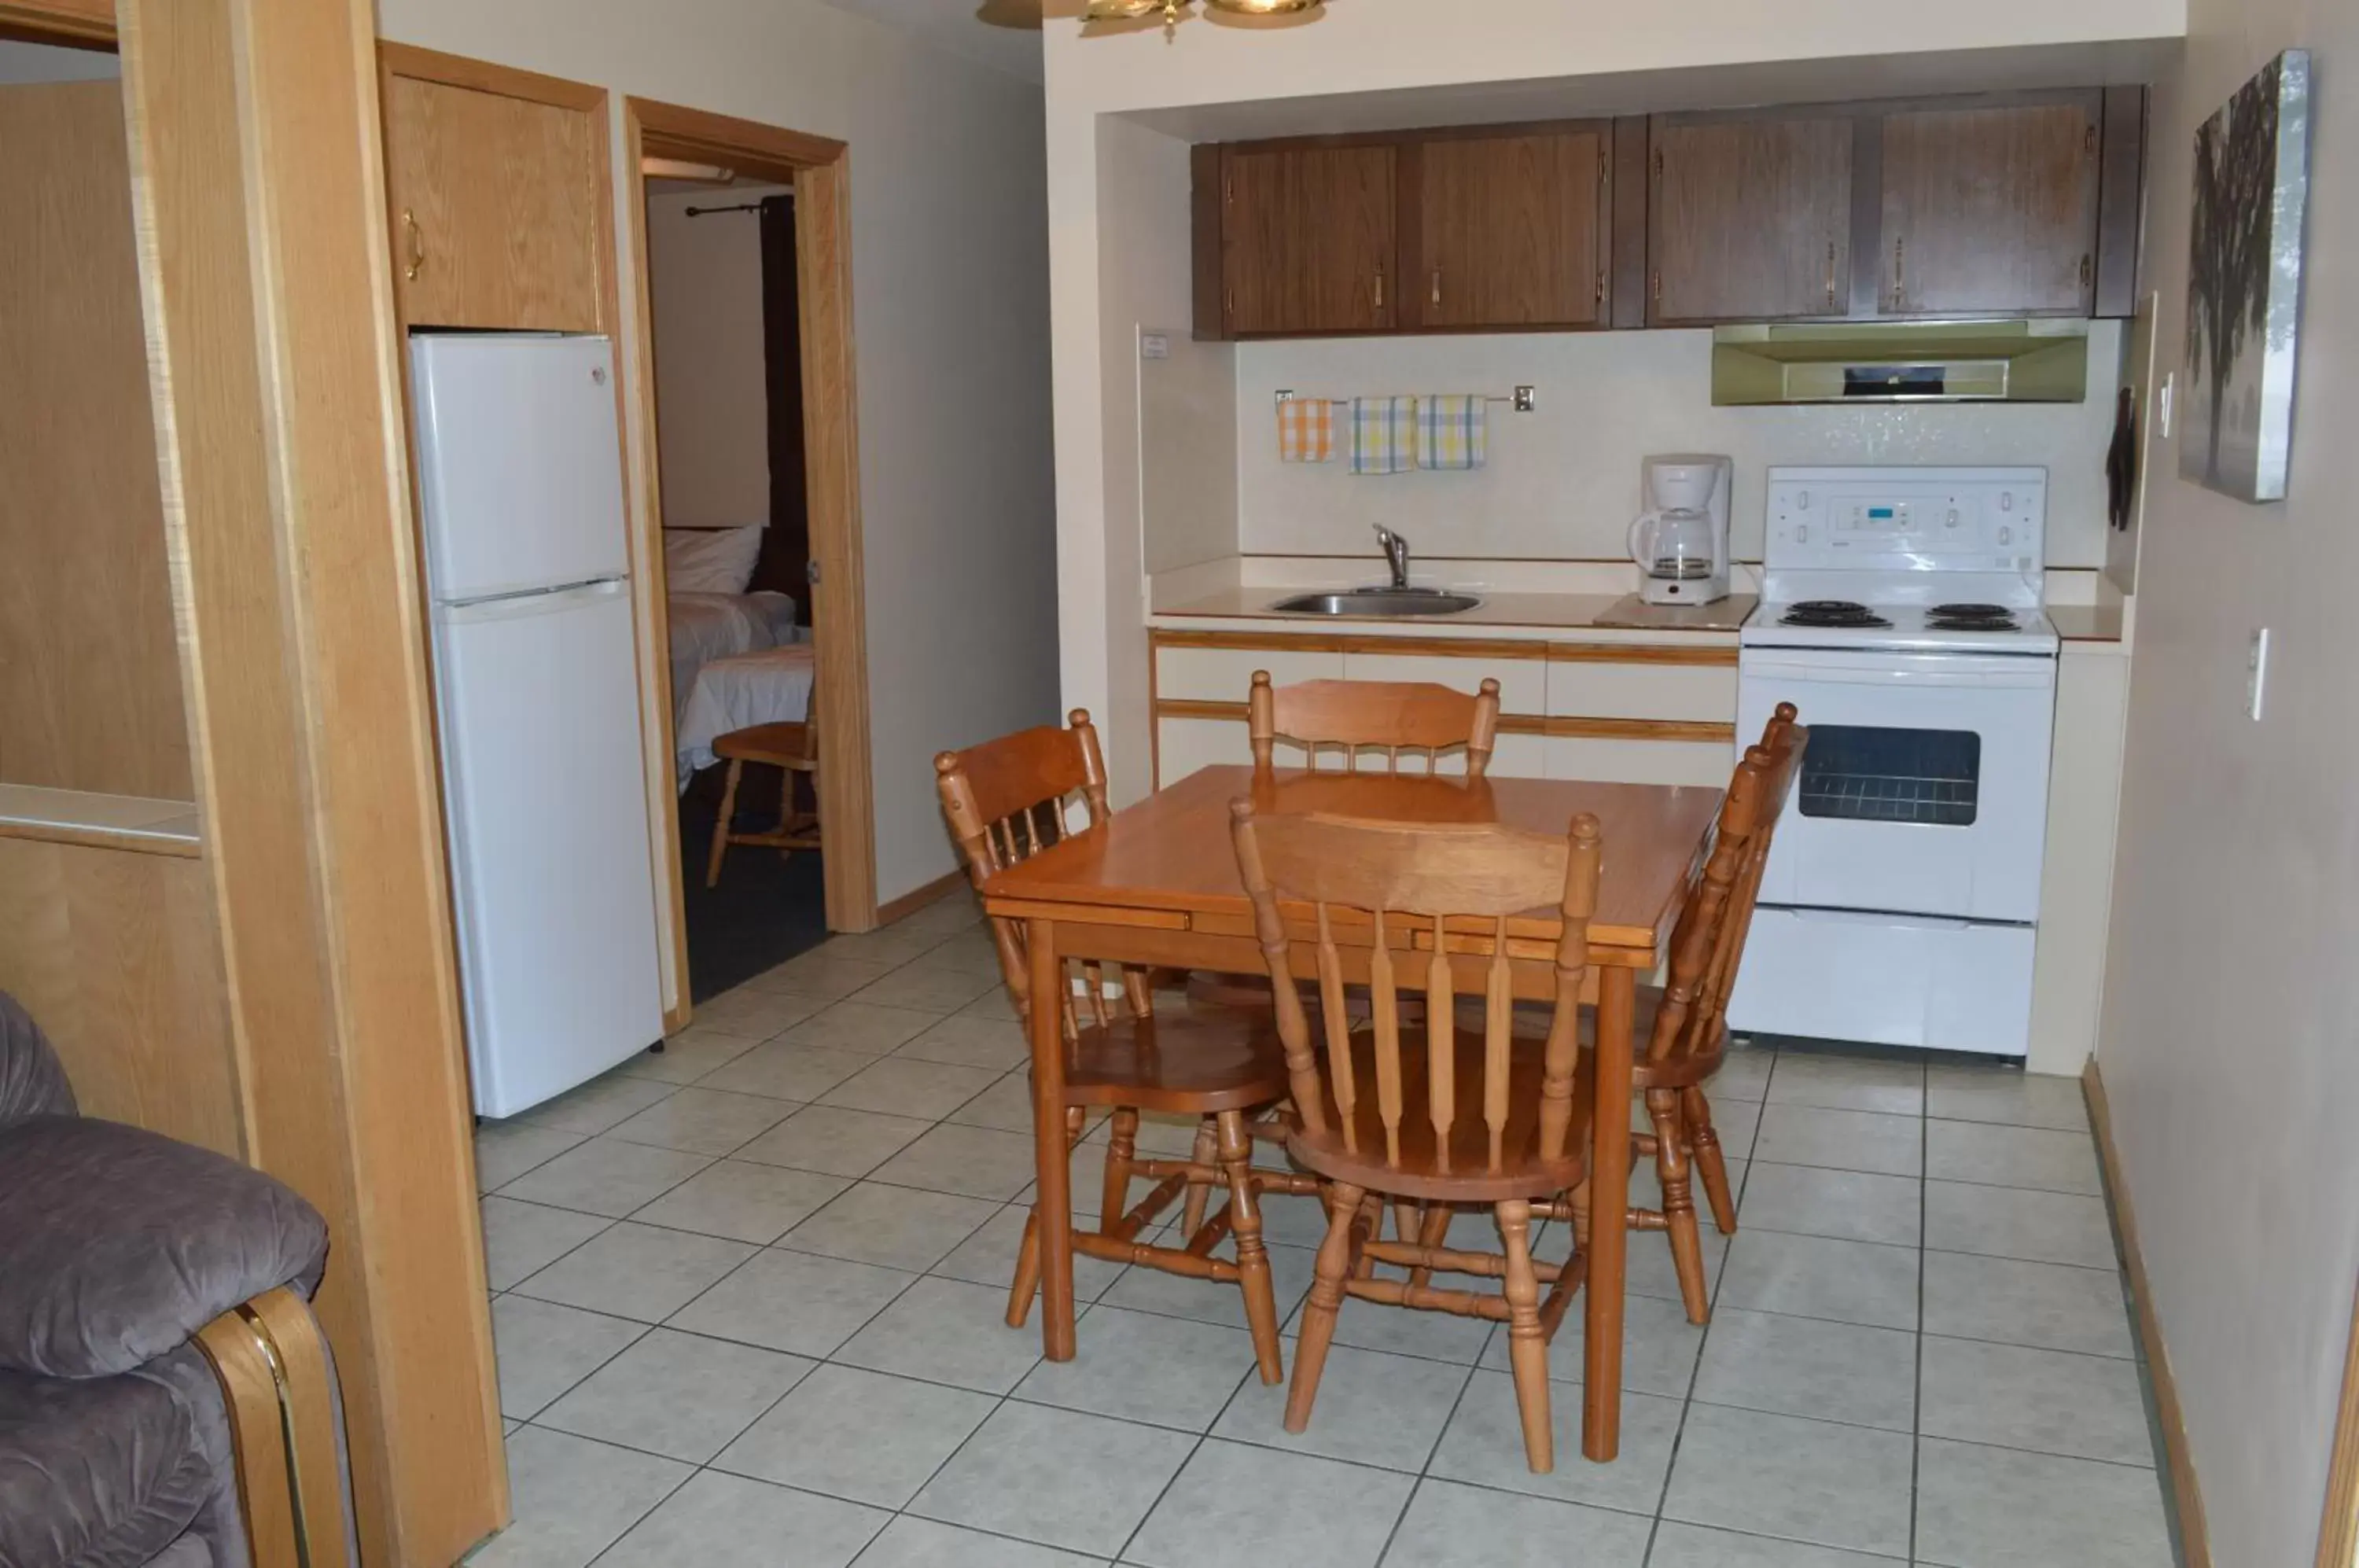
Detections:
[814, 0, 1045, 84]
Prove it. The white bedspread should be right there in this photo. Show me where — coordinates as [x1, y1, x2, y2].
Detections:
[665, 591, 800, 718]
[675, 643, 816, 789]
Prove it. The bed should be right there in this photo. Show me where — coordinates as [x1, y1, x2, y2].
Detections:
[666, 589, 800, 717]
[663, 526, 815, 788]
[675, 642, 815, 789]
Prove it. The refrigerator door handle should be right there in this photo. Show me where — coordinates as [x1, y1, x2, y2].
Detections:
[440, 577, 628, 624]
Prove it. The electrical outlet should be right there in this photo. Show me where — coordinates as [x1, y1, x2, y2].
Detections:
[1139, 332, 1169, 360]
[2247, 628, 2271, 721]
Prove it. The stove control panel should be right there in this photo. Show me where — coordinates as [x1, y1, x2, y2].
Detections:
[1764, 467, 2045, 574]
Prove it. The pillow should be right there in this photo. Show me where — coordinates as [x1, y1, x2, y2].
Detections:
[664, 525, 764, 594]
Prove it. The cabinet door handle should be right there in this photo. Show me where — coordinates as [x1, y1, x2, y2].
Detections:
[2079, 252, 2094, 288]
[1373, 267, 1385, 312]
[1430, 268, 1442, 309]
[1891, 236, 1906, 311]
[1825, 241, 1838, 309]
[403, 208, 425, 282]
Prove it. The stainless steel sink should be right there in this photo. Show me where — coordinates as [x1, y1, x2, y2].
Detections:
[1270, 589, 1484, 617]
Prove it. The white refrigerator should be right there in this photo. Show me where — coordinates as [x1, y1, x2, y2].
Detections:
[410, 332, 664, 1118]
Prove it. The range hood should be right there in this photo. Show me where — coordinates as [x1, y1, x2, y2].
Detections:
[1711, 320, 2090, 405]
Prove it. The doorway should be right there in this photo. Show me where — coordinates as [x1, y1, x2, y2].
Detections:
[622, 98, 879, 1009]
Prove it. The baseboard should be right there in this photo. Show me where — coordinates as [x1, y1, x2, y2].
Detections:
[2084, 1059, 2212, 1568]
[875, 867, 966, 928]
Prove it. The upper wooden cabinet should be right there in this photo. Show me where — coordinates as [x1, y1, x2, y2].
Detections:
[1218, 144, 1396, 336]
[1876, 98, 2103, 318]
[380, 56, 609, 333]
[1648, 114, 1854, 325]
[1405, 128, 1610, 331]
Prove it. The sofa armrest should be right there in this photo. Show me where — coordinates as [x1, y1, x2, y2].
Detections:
[0, 1117, 327, 1380]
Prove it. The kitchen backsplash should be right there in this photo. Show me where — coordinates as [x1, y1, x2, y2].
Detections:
[1231, 321, 2122, 569]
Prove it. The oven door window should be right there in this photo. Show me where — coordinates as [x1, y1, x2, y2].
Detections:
[1797, 725, 1981, 826]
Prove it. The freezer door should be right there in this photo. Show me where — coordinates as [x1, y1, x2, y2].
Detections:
[432, 579, 664, 1116]
[410, 333, 629, 601]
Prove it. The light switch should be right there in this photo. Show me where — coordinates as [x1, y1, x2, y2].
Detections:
[2247, 628, 2271, 721]
[1140, 333, 1170, 360]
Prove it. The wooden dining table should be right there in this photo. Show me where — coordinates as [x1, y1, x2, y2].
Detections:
[979, 762, 1723, 1462]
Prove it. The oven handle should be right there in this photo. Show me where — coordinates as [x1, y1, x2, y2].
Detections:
[1743, 658, 2055, 690]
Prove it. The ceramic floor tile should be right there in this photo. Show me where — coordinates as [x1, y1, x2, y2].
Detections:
[480, 1195, 612, 1291]
[666, 1246, 916, 1357]
[1923, 1180, 2118, 1268]
[784, 1180, 1000, 1272]
[1739, 1162, 1923, 1248]
[1621, 1214, 1732, 1308]
[1919, 1335, 2156, 1465]
[781, 1000, 950, 1056]
[616, 1027, 762, 1085]
[1099, 1241, 1318, 1334]
[1473, 1290, 1704, 1399]
[942, 1072, 1037, 1133]
[1691, 1308, 1917, 1431]
[834, 1276, 1047, 1393]
[745, 951, 899, 1002]
[695, 1040, 876, 1102]
[956, 986, 1021, 1022]
[510, 1220, 756, 1323]
[1710, 1041, 1778, 1101]
[716, 1363, 997, 1510]
[496, 1136, 713, 1219]
[1380, 1478, 1653, 1568]
[1925, 1063, 2091, 1132]
[1661, 1402, 1915, 1559]
[1765, 1051, 1927, 1115]
[892, 1013, 1031, 1072]
[909, 1401, 1195, 1558]
[1752, 1103, 1923, 1177]
[1690, 1094, 1762, 1158]
[535, 1327, 814, 1463]
[518, 1072, 678, 1136]
[1014, 1305, 1260, 1431]
[1717, 1229, 1921, 1331]
[1289, 1286, 1496, 1366]
[1213, 1340, 1471, 1472]
[595, 1470, 888, 1568]
[853, 1517, 1106, 1568]
[1915, 1436, 2172, 1568]
[930, 1205, 1124, 1303]
[489, 1295, 646, 1419]
[1925, 1118, 2103, 1194]
[1128, 1438, 1412, 1568]
[475, 1122, 586, 1191]
[736, 1103, 937, 1178]
[606, 1086, 795, 1156]
[467, 1427, 688, 1568]
[903, 926, 1001, 973]
[815, 926, 962, 968]
[822, 1056, 1003, 1120]
[1427, 1372, 1681, 1515]
[848, 964, 1001, 1015]
[688, 985, 830, 1039]
[1920, 1248, 2135, 1358]
[870, 1121, 1041, 1200]
[1645, 1522, 1904, 1568]
[629, 1158, 852, 1245]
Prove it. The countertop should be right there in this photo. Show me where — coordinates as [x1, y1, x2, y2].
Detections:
[1155, 587, 1757, 635]
[0, 786, 202, 857]
[2048, 604, 2128, 643]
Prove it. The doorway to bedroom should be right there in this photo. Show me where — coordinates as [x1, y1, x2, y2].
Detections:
[626, 100, 876, 1005]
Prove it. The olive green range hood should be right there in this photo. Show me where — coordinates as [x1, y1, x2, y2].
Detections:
[1711, 319, 2091, 405]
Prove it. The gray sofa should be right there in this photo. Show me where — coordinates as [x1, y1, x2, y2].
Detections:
[0, 992, 347, 1568]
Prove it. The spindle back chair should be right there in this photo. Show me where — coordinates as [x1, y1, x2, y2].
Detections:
[1248, 672, 1503, 777]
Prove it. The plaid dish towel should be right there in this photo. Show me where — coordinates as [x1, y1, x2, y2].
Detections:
[1349, 396, 1418, 476]
[1276, 397, 1334, 463]
[1417, 394, 1488, 470]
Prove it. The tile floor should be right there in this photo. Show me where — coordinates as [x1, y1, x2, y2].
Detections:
[467, 892, 2177, 1568]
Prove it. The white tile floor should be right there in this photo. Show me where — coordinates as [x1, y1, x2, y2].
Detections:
[466, 893, 2178, 1568]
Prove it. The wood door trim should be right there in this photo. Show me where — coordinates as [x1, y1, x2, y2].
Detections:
[2084, 1061, 2213, 1568]
[1548, 641, 1739, 666]
[2317, 1279, 2359, 1568]
[376, 41, 605, 111]
[0, 0, 111, 42]
[621, 98, 880, 944]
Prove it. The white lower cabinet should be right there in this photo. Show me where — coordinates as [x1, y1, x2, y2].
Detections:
[1542, 735, 1735, 787]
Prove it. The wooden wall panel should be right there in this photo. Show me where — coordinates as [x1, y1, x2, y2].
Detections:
[0, 80, 190, 800]
[0, 837, 238, 1155]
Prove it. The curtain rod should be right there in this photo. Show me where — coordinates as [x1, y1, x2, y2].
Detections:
[685, 201, 768, 218]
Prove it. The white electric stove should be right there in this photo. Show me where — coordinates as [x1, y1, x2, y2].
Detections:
[1729, 467, 2058, 1058]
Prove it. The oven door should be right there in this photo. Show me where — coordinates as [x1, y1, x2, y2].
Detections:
[1738, 648, 2055, 922]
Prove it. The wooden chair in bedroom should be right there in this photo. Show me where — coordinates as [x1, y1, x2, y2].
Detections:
[933, 711, 1312, 1382]
[706, 714, 821, 887]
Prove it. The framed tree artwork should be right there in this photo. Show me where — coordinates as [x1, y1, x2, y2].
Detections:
[2183, 49, 2312, 502]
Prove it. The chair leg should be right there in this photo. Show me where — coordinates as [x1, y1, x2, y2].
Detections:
[1180, 1117, 1219, 1238]
[1287, 1180, 1363, 1432]
[1218, 1110, 1284, 1386]
[1684, 1085, 1739, 1235]
[1006, 1209, 1042, 1328]
[1406, 1203, 1452, 1289]
[1351, 1191, 1384, 1279]
[777, 764, 799, 863]
[1101, 1108, 1139, 1233]
[1496, 1198, 1552, 1473]
[1648, 1087, 1711, 1324]
[705, 758, 744, 888]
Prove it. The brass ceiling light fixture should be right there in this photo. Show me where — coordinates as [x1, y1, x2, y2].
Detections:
[1082, 0, 1324, 42]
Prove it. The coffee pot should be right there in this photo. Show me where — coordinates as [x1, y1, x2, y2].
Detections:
[1629, 455, 1733, 605]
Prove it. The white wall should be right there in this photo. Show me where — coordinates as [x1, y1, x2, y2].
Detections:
[1231, 326, 2122, 567]
[2096, 5, 2357, 1563]
[644, 182, 789, 533]
[376, 0, 1060, 906]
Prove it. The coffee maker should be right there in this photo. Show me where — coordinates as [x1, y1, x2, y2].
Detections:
[1628, 454, 1733, 605]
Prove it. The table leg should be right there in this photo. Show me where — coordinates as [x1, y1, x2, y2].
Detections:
[1026, 917, 1077, 1361]
[1584, 963, 1634, 1463]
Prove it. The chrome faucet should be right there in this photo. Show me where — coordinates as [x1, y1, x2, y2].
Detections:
[1373, 525, 1411, 592]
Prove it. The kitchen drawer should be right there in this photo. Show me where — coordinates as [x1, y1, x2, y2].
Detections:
[1543, 735, 1735, 788]
[1157, 644, 1343, 703]
[1486, 732, 1548, 780]
[1340, 649, 1548, 716]
[1156, 716, 1253, 788]
[1546, 658, 1738, 724]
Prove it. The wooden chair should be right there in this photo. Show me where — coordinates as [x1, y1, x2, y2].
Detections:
[935, 710, 1308, 1383]
[706, 717, 822, 887]
[1231, 798, 1604, 1473]
[1248, 670, 1503, 776]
